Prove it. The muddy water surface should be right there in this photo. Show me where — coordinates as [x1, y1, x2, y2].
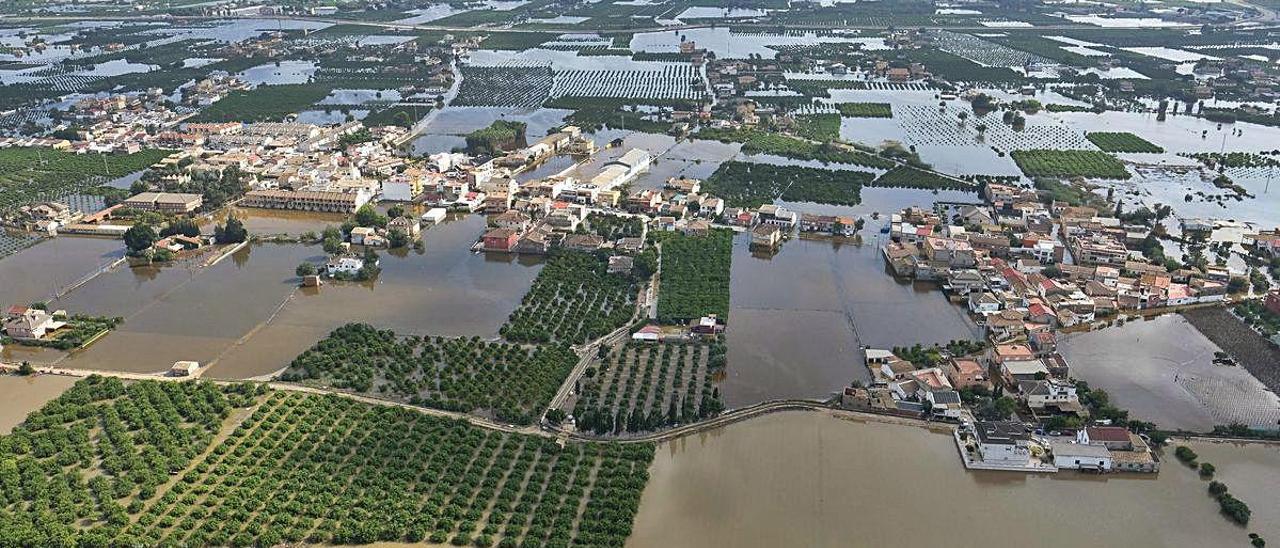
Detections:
[629, 411, 1278, 548]
[722, 228, 981, 407]
[0, 374, 78, 433]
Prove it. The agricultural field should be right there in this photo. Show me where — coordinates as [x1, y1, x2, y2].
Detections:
[453, 63, 704, 107]
[465, 120, 528, 155]
[654, 230, 732, 325]
[282, 323, 578, 424]
[453, 66, 553, 108]
[0, 231, 40, 260]
[702, 161, 876, 208]
[1010, 149, 1131, 179]
[895, 104, 1094, 150]
[871, 165, 973, 191]
[1084, 132, 1164, 153]
[0, 377, 240, 545]
[0, 379, 654, 548]
[190, 84, 333, 123]
[931, 30, 1048, 69]
[836, 102, 893, 118]
[572, 341, 726, 436]
[544, 97, 687, 133]
[549, 65, 705, 101]
[0, 148, 169, 215]
[501, 252, 640, 345]
[1183, 152, 1280, 169]
[792, 113, 841, 141]
[695, 129, 893, 169]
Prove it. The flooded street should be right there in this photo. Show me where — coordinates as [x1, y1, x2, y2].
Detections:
[629, 411, 1279, 548]
[1059, 315, 1280, 431]
[0, 374, 78, 434]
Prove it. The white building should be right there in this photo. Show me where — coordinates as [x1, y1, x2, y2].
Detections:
[325, 257, 365, 277]
[974, 421, 1031, 465]
[422, 208, 448, 225]
[170, 361, 200, 377]
[1051, 441, 1113, 471]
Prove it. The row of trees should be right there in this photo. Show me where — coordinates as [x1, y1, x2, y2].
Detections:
[500, 251, 638, 345]
[1, 385, 654, 547]
[655, 230, 732, 324]
[574, 341, 725, 436]
[282, 324, 576, 424]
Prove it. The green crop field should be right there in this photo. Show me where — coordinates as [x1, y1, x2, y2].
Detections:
[501, 252, 639, 345]
[0, 378, 654, 547]
[282, 324, 577, 425]
[1011, 149, 1131, 179]
[1084, 132, 1164, 153]
[0, 148, 169, 214]
[653, 230, 732, 325]
[836, 102, 893, 118]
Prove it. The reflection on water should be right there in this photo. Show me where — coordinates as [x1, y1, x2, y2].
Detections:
[202, 214, 542, 379]
[629, 411, 1277, 548]
[211, 206, 349, 236]
[9, 215, 540, 380]
[722, 227, 981, 407]
[1059, 315, 1280, 431]
[0, 375, 78, 434]
[0, 236, 124, 307]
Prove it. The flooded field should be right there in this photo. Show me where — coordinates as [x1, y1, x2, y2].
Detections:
[211, 206, 348, 237]
[202, 214, 542, 379]
[1059, 315, 1280, 431]
[629, 410, 1279, 548]
[722, 223, 981, 407]
[0, 374, 78, 434]
[410, 107, 571, 155]
[0, 236, 123, 307]
[12, 215, 540, 379]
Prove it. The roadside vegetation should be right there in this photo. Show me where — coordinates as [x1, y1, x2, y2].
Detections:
[282, 323, 577, 424]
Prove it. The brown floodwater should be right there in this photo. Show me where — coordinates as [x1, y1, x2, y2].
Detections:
[203, 214, 542, 379]
[0, 374, 78, 434]
[209, 206, 348, 237]
[0, 236, 124, 307]
[13, 215, 540, 379]
[1059, 315, 1280, 432]
[722, 230, 981, 407]
[629, 410, 1279, 548]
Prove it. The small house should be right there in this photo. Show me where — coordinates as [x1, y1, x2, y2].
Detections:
[482, 228, 520, 252]
[170, 361, 200, 377]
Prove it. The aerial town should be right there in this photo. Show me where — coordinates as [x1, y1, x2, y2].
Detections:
[1, 0, 1279, 546]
